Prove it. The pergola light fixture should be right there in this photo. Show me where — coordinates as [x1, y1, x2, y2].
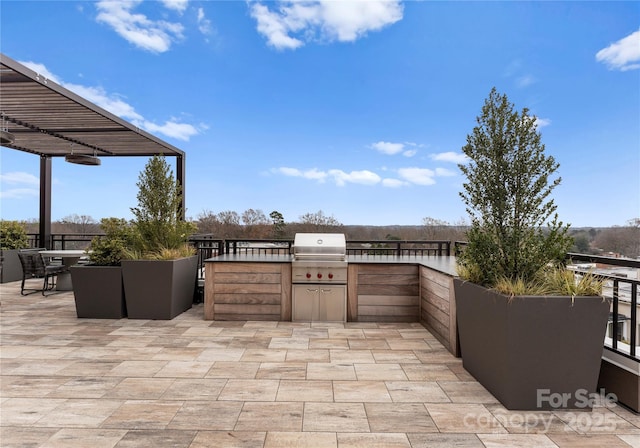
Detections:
[65, 146, 101, 166]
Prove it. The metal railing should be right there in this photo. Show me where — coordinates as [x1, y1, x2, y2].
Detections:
[347, 240, 451, 257]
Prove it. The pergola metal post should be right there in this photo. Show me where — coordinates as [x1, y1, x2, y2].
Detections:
[39, 155, 52, 249]
[176, 154, 185, 220]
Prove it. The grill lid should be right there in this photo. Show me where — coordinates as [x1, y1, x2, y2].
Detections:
[293, 233, 346, 260]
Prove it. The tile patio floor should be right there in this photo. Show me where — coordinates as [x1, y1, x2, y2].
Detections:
[1, 281, 639, 448]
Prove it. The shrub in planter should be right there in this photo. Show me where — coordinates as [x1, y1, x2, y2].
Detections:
[70, 218, 133, 318]
[122, 155, 198, 320]
[454, 88, 610, 410]
[1, 220, 30, 283]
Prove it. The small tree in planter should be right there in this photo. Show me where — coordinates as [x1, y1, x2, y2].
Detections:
[70, 218, 133, 318]
[0, 220, 30, 283]
[122, 155, 198, 319]
[454, 88, 610, 410]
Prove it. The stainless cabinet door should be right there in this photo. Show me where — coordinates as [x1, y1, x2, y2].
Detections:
[319, 285, 347, 322]
[292, 285, 318, 321]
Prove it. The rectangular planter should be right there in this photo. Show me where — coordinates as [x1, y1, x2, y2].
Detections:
[454, 278, 610, 410]
[122, 256, 197, 320]
[1, 249, 23, 283]
[70, 265, 126, 319]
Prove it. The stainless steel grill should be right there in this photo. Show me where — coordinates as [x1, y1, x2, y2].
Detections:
[291, 233, 348, 322]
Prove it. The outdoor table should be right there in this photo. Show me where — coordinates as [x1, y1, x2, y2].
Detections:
[38, 250, 88, 291]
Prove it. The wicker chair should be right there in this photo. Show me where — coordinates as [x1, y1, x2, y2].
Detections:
[18, 249, 68, 296]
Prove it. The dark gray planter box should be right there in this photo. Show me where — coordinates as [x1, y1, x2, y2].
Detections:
[1, 249, 23, 283]
[70, 265, 127, 319]
[454, 278, 610, 410]
[122, 256, 197, 320]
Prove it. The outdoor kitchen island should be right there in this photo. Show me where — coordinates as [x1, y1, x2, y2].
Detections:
[203, 239, 460, 355]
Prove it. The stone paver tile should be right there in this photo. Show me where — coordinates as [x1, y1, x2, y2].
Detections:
[113, 429, 197, 447]
[243, 321, 279, 328]
[439, 381, 500, 404]
[265, 431, 337, 448]
[228, 337, 272, 349]
[154, 361, 213, 378]
[0, 397, 65, 426]
[365, 403, 438, 433]
[337, 433, 411, 447]
[256, 362, 307, 379]
[307, 362, 357, 380]
[268, 337, 309, 349]
[255, 328, 293, 338]
[485, 404, 573, 434]
[20, 346, 78, 359]
[414, 349, 460, 364]
[1, 376, 70, 398]
[218, 379, 280, 401]
[386, 381, 450, 403]
[240, 349, 287, 362]
[618, 435, 640, 447]
[401, 364, 459, 381]
[398, 329, 434, 339]
[104, 360, 167, 377]
[309, 338, 350, 349]
[37, 399, 123, 428]
[189, 431, 266, 448]
[426, 403, 508, 434]
[150, 347, 204, 361]
[217, 328, 258, 338]
[348, 338, 390, 350]
[205, 361, 260, 379]
[180, 326, 224, 336]
[330, 349, 375, 363]
[234, 402, 303, 431]
[106, 336, 158, 348]
[168, 401, 243, 430]
[276, 379, 334, 402]
[477, 433, 558, 447]
[363, 329, 401, 339]
[160, 378, 227, 400]
[407, 433, 484, 447]
[40, 428, 127, 448]
[102, 377, 174, 400]
[0, 345, 37, 358]
[372, 350, 420, 364]
[0, 426, 59, 447]
[285, 349, 330, 362]
[554, 408, 640, 435]
[101, 400, 183, 430]
[303, 402, 369, 432]
[328, 329, 366, 339]
[195, 348, 245, 362]
[187, 337, 233, 348]
[385, 339, 432, 350]
[354, 363, 408, 381]
[333, 380, 392, 403]
[291, 328, 330, 338]
[56, 361, 122, 377]
[548, 433, 636, 447]
[3, 359, 76, 375]
[47, 376, 122, 398]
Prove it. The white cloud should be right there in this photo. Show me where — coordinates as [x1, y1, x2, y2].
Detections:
[382, 178, 407, 188]
[0, 172, 40, 199]
[596, 29, 640, 71]
[197, 7, 212, 35]
[431, 151, 468, 164]
[20, 60, 202, 142]
[0, 171, 39, 186]
[372, 141, 404, 155]
[534, 117, 551, 128]
[96, 0, 185, 53]
[397, 167, 436, 185]
[328, 169, 381, 186]
[249, 0, 403, 50]
[161, 0, 188, 13]
[516, 74, 536, 88]
[0, 188, 40, 199]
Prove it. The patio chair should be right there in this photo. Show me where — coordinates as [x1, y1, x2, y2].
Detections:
[18, 249, 68, 296]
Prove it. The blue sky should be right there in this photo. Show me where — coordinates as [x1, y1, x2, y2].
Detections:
[1, 1, 639, 227]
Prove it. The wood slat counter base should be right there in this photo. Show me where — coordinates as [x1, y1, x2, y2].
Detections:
[204, 262, 291, 321]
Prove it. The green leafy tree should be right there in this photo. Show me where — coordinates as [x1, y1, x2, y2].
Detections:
[0, 220, 29, 249]
[458, 88, 573, 287]
[130, 155, 196, 256]
[270, 210, 286, 239]
[88, 218, 135, 266]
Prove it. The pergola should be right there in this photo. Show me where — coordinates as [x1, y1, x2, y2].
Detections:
[0, 53, 187, 248]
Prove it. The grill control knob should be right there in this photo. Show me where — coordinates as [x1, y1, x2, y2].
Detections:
[328, 273, 334, 279]
[306, 273, 311, 279]
[317, 273, 322, 279]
